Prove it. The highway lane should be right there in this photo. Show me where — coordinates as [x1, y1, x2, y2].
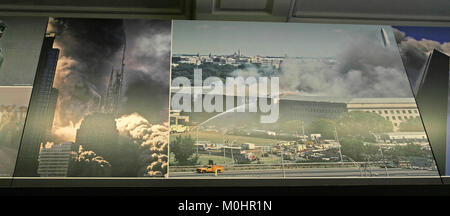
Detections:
[169, 167, 438, 178]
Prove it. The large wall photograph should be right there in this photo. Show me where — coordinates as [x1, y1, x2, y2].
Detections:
[14, 18, 172, 178]
[169, 21, 439, 178]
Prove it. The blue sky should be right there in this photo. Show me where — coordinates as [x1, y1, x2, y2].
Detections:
[394, 26, 450, 43]
[172, 20, 396, 57]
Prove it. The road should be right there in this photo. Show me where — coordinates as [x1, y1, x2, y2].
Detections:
[169, 167, 438, 178]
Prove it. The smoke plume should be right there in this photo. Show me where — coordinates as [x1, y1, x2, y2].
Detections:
[121, 20, 171, 123]
[236, 32, 413, 98]
[48, 18, 125, 141]
[115, 112, 168, 177]
[393, 27, 450, 92]
[47, 18, 171, 143]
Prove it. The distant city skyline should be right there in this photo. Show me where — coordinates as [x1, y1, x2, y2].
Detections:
[172, 20, 397, 58]
[172, 52, 335, 58]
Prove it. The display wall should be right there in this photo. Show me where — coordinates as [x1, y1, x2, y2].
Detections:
[1, 17, 449, 186]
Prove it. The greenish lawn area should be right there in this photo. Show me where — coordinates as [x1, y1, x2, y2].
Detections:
[255, 154, 281, 164]
[169, 152, 233, 166]
[170, 151, 282, 166]
[171, 130, 282, 146]
[197, 154, 233, 165]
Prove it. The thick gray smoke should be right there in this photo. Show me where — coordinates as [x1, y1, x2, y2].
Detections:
[48, 19, 171, 142]
[122, 20, 171, 124]
[48, 18, 125, 141]
[236, 32, 413, 98]
[393, 28, 450, 92]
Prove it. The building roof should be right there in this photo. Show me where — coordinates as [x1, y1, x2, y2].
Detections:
[347, 98, 416, 104]
[170, 87, 417, 105]
[279, 94, 350, 103]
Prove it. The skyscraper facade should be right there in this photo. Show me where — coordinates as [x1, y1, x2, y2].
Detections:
[14, 35, 59, 176]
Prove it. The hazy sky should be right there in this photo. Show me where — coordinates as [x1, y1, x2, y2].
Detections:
[172, 20, 397, 57]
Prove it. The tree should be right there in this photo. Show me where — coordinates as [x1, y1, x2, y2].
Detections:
[386, 143, 426, 158]
[337, 111, 393, 139]
[340, 137, 379, 162]
[171, 63, 238, 84]
[170, 135, 198, 165]
[306, 119, 336, 139]
[340, 137, 365, 161]
[399, 117, 424, 132]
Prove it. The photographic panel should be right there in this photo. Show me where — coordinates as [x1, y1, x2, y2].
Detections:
[169, 21, 439, 179]
[14, 18, 172, 178]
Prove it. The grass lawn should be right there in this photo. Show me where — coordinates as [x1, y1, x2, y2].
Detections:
[197, 154, 233, 165]
[255, 154, 282, 164]
[169, 152, 233, 166]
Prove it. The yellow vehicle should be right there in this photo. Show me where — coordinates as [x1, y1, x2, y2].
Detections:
[196, 165, 224, 173]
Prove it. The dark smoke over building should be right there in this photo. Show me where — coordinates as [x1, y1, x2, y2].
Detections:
[393, 27, 450, 94]
[48, 18, 126, 136]
[25, 18, 172, 177]
[121, 20, 171, 123]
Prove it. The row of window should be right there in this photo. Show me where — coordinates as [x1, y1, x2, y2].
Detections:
[371, 109, 418, 115]
[386, 115, 419, 121]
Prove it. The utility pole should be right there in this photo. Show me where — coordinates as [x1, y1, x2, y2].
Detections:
[223, 134, 226, 164]
[270, 145, 273, 164]
[334, 127, 344, 164]
[230, 140, 235, 165]
[281, 146, 286, 178]
[379, 145, 389, 177]
[302, 121, 305, 137]
[196, 127, 199, 156]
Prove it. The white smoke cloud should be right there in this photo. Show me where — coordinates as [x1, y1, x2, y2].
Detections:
[115, 113, 168, 177]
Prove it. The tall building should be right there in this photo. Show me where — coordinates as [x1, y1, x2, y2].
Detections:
[346, 98, 420, 131]
[37, 142, 75, 177]
[102, 35, 126, 115]
[170, 87, 421, 132]
[14, 35, 59, 176]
